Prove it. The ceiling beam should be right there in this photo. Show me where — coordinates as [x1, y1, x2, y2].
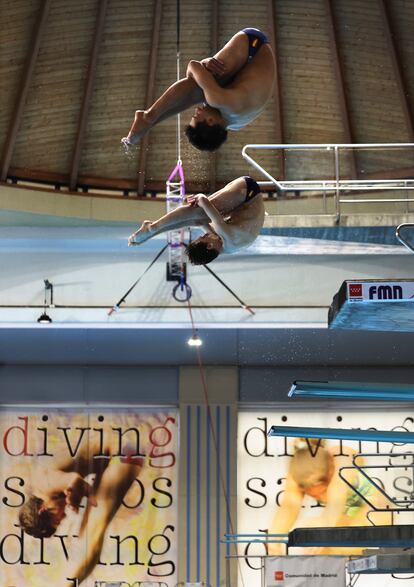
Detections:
[378, 0, 414, 140]
[69, 0, 108, 191]
[268, 0, 285, 179]
[8, 164, 414, 194]
[324, 0, 358, 179]
[137, 0, 163, 196]
[208, 0, 219, 193]
[8, 166, 414, 193]
[0, 0, 51, 182]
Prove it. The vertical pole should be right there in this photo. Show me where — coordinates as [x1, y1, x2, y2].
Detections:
[334, 146, 340, 220]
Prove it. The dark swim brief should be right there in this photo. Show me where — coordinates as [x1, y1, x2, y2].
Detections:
[241, 28, 269, 60]
[244, 176, 261, 201]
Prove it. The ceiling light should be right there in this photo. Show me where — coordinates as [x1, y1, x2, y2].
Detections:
[37, 279, 54, 324]
[187, 333, 202, 347]
[37, 312, 52, 324]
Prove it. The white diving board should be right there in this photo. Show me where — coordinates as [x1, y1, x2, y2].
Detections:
[328, 279, 414, 332]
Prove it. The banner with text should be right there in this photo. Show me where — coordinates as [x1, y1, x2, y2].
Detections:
[265, 556, 346, 587]
[0, 407, 178, 587]
[238, 410, 413, 587]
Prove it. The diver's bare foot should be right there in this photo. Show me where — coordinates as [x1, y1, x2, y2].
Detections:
[128, 220, 153, 245]
[121, 110, 151, 147]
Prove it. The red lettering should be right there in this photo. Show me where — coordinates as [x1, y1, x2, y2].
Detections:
[3, 416, 33, 456]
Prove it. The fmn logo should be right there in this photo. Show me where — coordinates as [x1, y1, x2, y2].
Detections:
[369, 285, 403, 300]
[274, 571, 284, 580]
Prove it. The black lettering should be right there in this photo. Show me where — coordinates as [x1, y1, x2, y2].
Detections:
[109, 534, 144, 566]
[245, 478, 267, 508]
[243, 532, 268, 570]
[0, 525, 30, 565]
[2, 476, 25, 507]
[36, 421, 53, 456]
[112, 427, 145, 458]
[56, 427, 90, 458]
[243, 417, 274, 457]
[277, 436, 294, 457]
[275, 477, 286, 507]
[151, 477, 173, 508]
[147, 525, 175, 576]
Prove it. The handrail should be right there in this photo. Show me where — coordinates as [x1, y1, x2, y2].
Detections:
[242, 143, 414, 220]
[242, 143, 414, 192]
[338, 451, 414, 514]
[396, 223, 414, 253]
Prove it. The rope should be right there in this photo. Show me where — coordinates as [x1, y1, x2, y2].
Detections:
[202, 263, 255, 315]
[107, 244, 168, 315]
[186, 298, 246, 587]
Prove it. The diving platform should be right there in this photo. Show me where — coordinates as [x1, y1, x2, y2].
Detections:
[288, 380, 414, 401]
[268, 425, 414, 443]
[288, 525, 414, 548]
[328, 279, 414, 332]
[347, 551, 414, 574]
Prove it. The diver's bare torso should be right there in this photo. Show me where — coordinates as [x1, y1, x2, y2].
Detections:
[215, 33, 276, 130]
[207, 192, 265, 253]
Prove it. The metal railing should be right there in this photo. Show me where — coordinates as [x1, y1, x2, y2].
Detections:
[243, 143, 414, 218]
[396, 223, 414, 253]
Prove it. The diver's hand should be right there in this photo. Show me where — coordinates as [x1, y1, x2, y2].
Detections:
[201, 57, 226, 77]
[186, 194, 208, 207]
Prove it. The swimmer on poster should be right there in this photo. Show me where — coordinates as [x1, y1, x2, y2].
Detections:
[268, 438, 392, 556]
[18, 427, 144, 586]
[128, 176, 265, 265]
[122, 28, 276, 151]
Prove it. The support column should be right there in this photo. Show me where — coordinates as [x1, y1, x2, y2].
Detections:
[178, 366, 238, 587]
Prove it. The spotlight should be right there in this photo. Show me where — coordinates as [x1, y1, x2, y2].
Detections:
[187, 333, 202, 347]
[37, 279, 54, 324]
[37, 312, 52, 324]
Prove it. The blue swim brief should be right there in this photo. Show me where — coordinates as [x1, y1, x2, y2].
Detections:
[241, 28, 269, 60]
[244, 176, 261, 201]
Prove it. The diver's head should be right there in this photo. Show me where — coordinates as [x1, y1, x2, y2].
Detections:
[19, 493, 66, 538]
[185, 233, 223, 265]
[185, 105, 228, 151]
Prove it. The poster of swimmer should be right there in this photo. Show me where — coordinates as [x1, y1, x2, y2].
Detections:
[238, 410, 414, 587]
[0, 407, 178, 587]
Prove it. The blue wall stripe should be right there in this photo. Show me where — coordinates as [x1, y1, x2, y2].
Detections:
[186, 405, 191, 581]
[196, 405, 201, 580]
[206, 408, 211, 587]
[216, 405, 221, 587]
[226, 405, 231, 557]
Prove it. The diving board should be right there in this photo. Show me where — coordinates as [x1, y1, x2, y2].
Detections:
[288, 525, 414, 548]
[347, 551, 414, 574]
[328, 279, 414, 332]
[289, 380, 414, 401]
[268, 425, 414, 443]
